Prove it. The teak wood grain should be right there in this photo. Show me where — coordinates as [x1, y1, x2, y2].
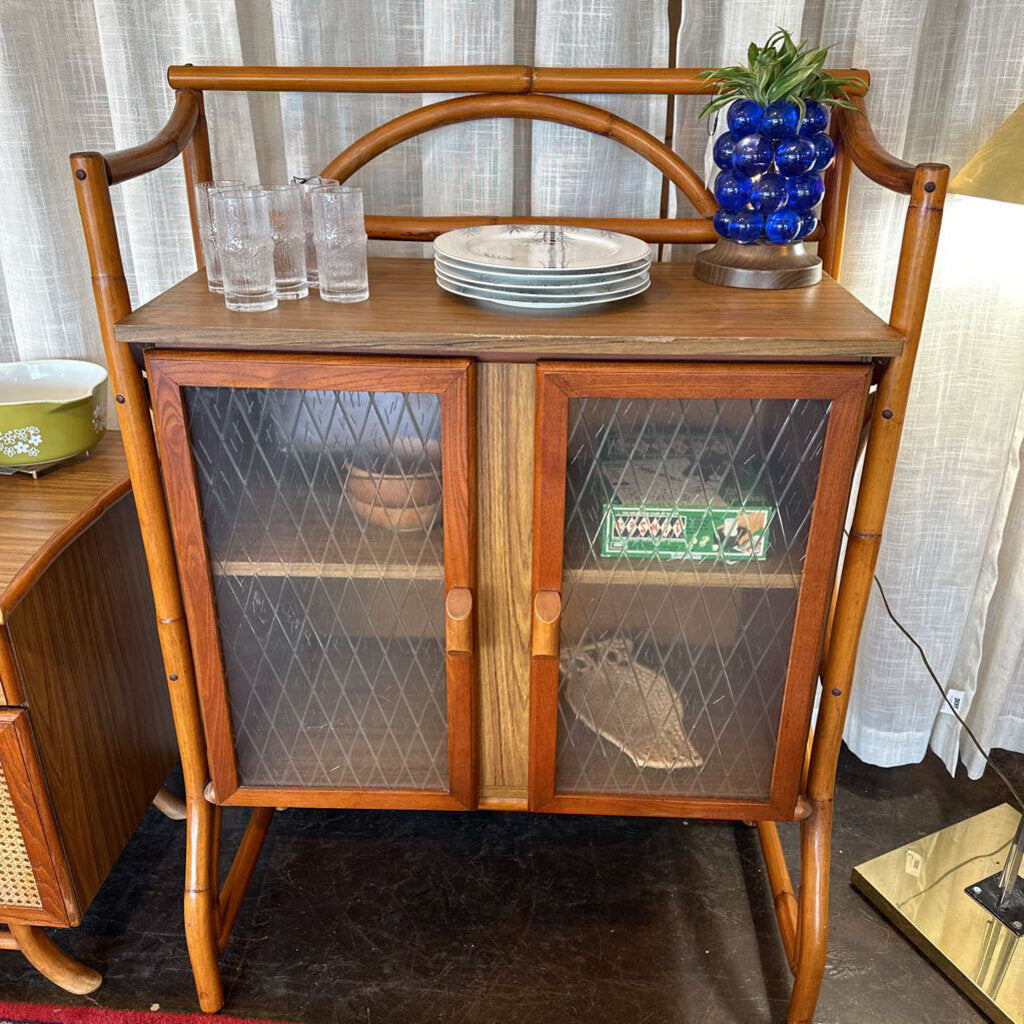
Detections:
[6, 495, 177, 911]
[0, 433, 130, 619]
[477, 363, 534, 798]
[146, 350, 478, 811]
[527, 362, 870, 820]
[114, 260, 903, 361]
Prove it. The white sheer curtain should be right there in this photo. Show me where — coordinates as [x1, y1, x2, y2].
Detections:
[0, 0, 1021, 778]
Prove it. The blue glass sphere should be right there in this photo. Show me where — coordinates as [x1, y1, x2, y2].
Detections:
[786, 172, 825, 211]
[732, 133, 774, 175]
[796, 212, 818, 240]
[726, 99, 764, 136]
[749, 172, 788, 213]
[727, 210, 764, 244]
[713, 170, 753, 212]
[764, 209, 801, 244]
[762, 101, 800, 141]
[799, 99, 829, 137]
[810, 132, 836, 172]
[712, 132, 740, 170]
[712, 209, 732, 238]
[774, 137, 817, 176]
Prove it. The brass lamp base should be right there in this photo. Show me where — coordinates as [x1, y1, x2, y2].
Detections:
[693, 239, 822, 290]
[853, 803, 1024, 1024]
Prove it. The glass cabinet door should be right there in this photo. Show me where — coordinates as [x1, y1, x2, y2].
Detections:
[148, 352, 476, 810]
[529, 362, 869, 819]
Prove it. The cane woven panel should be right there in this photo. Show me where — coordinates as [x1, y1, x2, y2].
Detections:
[557, 396, 831, 801]
[0, 764, 42, 908]
[183, 386, 449, 790]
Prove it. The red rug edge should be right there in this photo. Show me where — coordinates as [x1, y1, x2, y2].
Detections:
[0, 1000, 297, 1024]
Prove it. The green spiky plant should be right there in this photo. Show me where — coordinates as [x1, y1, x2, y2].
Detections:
[697, 28, 862, 124]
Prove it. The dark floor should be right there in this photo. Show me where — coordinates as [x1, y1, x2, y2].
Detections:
[0, 746, 1014, 1023]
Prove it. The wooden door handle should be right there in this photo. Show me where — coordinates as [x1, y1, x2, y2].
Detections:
[445, 587, 474, 655]
[531, 590, 562, 659]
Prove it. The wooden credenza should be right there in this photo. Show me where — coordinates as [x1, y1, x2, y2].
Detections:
[0, 434, 178, 991]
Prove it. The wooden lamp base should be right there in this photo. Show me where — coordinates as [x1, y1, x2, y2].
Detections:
[694, 239, 822, 290]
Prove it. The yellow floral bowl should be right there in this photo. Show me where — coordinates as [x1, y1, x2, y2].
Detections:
[0, 360, 108, 469]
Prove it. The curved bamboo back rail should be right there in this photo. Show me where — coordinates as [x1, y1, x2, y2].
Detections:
[319, 92, 716, 217]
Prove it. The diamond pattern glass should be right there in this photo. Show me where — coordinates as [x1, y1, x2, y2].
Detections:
[557, 396, 831, 801]
[183, 385, 449, 790]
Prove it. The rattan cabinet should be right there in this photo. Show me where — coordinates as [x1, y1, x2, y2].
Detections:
[0, 435, 178, 992]
[71, 63, 946, 1024]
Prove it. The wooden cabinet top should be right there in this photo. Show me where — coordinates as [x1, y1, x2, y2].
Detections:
[0, 433, 129, 615]
[114, 257, 903, 362]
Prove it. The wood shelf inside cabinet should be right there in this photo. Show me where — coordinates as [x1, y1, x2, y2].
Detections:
[563, 563, 802, 590]
[211, 559, 444, 580]
[203, 508, 445, 582]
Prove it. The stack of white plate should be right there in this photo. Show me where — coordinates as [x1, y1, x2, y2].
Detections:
[433, 225, 651, 309]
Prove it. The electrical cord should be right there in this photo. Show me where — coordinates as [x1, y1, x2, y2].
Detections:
[861, 543, 1024, 815]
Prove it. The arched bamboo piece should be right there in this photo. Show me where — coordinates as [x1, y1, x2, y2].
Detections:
[834, 95, 916, 194]
[100, 89, 201, 185]
[153, 786, 187, 820]
[167, 63, 869, 97]
[321, 93, 716, 217]
[7, 924, 101, 994]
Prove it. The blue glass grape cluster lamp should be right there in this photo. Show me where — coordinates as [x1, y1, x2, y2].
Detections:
[692, 30, 862, 290]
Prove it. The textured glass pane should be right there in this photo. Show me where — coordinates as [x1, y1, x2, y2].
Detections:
[557, 396, 831, 800]
[184, 386, 448, 790]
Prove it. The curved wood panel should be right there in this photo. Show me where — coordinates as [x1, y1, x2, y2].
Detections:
[321, 93, 716, 217]
[70, 89, 199, 186]
[0, 434, 130, 618]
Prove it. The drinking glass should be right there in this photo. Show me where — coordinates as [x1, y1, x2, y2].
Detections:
[194, 180, 244, 292]
[211, 188, 277, 312]
[264, 185, 307, 300]
[311, 186, 368, 303]
[291, 176, 339, 287]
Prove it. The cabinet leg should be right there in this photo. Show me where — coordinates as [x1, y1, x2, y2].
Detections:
[153, 786, 187, 820]
[184, 796, 224, 1013]
[786, 799, 832, 1024]
[7, 924, 101, 995]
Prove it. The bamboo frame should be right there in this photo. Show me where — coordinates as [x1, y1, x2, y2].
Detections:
[70, 64, 947, 1022]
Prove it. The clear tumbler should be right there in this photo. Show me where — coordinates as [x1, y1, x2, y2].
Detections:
[291, 176, 339, 287]
[211, 188, 277, 312]
[194, 180, 244, 292]
[311, 186, 368, 303]
[265, 185, 307, 300]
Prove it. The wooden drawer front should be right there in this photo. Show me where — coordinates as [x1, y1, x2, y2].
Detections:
[149, 351, 477, 811]
[0, 710, 72, 925]
[529, 362, 869, 820]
